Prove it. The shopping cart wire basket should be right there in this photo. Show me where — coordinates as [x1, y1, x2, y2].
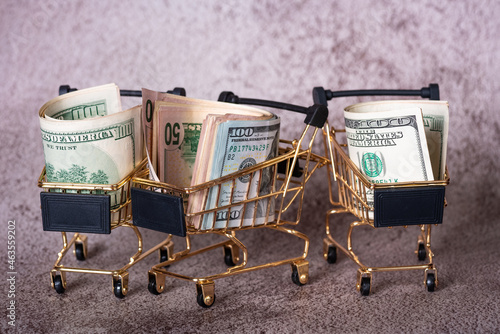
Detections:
[38, 86, 185, 298]
[313, 84, 450, 296]
[131, 93, 329, 307]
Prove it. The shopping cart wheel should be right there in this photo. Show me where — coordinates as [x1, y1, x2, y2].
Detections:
[326, 245, 337, 264]
[196, 282, 215, 308]
[425, 273, 436, 292]
[323, 238, 337, 264]
[148, 276, 162, 295]
[112, 274, 129, 299]
[52, 274, 66, 294]
[159, 248, 169, 263]
[224, 248, 235, 266]
[223, 244, 239, 267]
[147, 271, 166, 295]
[158, 240, 174, 268]
[74, 243, 86, 261]
[417, 243, 427, 261]
[148, 278, 161, 295]
[197, 291, 216, 308]
[291, 261, 309, 286]
[158, 248, 171, 268]
[74, 235, 88, 261]
[291, 270, 303, 286]
[113, 280, 127, 299]
[359, 277, 371, 296]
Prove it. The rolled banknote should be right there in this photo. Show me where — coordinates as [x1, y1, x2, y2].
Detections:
[345, 100, 449, 180]
[39, 84, 144, 206]
[344, 105, 434, 217]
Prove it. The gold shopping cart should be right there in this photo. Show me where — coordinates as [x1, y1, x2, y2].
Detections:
[313, 84, 450, 295]
[38, 85, 185, 298]
[131, 95, 329, 307]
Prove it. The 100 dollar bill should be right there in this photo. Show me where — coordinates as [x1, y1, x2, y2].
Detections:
[39, 84, 144, 207]
[201, 116, 280, 230]
[344, 107, 434, 183]
[345, 100, 449, 180]
[142, 88, 274, 179]
[152, 100, 273, 186]
[344, 106, 434, 216]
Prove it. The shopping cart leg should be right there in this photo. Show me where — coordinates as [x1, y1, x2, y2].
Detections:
[112, 272, 129, 299]
[424, 224, 434, 263]
[159, 239, 175, 265]
[74, 234, 88, 261]
[324, 207, 349, 264]
[147, 270, 166, 295]
[291, 260, 309, 286]
[196, 280, 215, 308]
[50, 270, 67, 294]
[424, 266, 438, 292]
[416, 227, 427, 261]
[323, 238, 337, 264]
[356, 269, 372, 296]
[223, 242, 240, 267]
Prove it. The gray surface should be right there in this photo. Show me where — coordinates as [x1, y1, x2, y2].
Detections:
[1, 0, 499, 333]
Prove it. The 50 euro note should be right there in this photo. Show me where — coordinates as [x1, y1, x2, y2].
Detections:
[197, 116, 281, 230]
[344, 106, 434, 216]
[39, 83, 144, 208]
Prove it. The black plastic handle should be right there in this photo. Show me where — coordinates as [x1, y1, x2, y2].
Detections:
[312, 83, 440, 105]
[218, 91, 328, 129]
[58, 85, 186, 97]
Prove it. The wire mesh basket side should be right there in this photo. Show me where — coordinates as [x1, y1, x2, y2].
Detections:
[38, 159, 147, 228]
[329, 129, 374, 222]
[132, 131, 328, 234]
[325, 126, 450, 225]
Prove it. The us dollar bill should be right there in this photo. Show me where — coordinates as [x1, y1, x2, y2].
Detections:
[344, 106, 434, 214]
[142, 88, 274, 179]
[141, 88, 180, 167]
[39, 84, 144, 207]
[151, 99, 273, 186]
[345, 100, 449, 180]
[201, 116, 280, 230]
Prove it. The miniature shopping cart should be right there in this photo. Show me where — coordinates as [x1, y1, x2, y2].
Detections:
[314, 84, 450, 295]
[38, 85, 185, 298]
[131, 95, 328, 307]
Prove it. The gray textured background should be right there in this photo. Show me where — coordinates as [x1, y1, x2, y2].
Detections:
[1, 0, 499, 333]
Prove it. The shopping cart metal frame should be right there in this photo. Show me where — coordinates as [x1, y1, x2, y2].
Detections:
[37, 86, 185, 298]
[313, 84, 450, 295]
[131, 96, 328, 307]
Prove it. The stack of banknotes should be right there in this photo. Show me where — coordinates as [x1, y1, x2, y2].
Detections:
[343, 100, 449, 211]
[39, 83, 145, 207]
[39, 84, 281, 230]
[142, 89, 280, 230]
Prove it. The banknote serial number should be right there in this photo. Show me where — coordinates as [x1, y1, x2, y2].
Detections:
[228, 144, 269, 153]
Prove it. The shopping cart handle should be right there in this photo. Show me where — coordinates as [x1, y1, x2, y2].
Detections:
[218, 91, 329, 128]
[168, 87, 187, 96]
[218, 91, 329, 177]
[312, 83, 440, 105]
[218, 91, 309, 114]
[304, 104, 329, 128]
[58, 85, 187, 97]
